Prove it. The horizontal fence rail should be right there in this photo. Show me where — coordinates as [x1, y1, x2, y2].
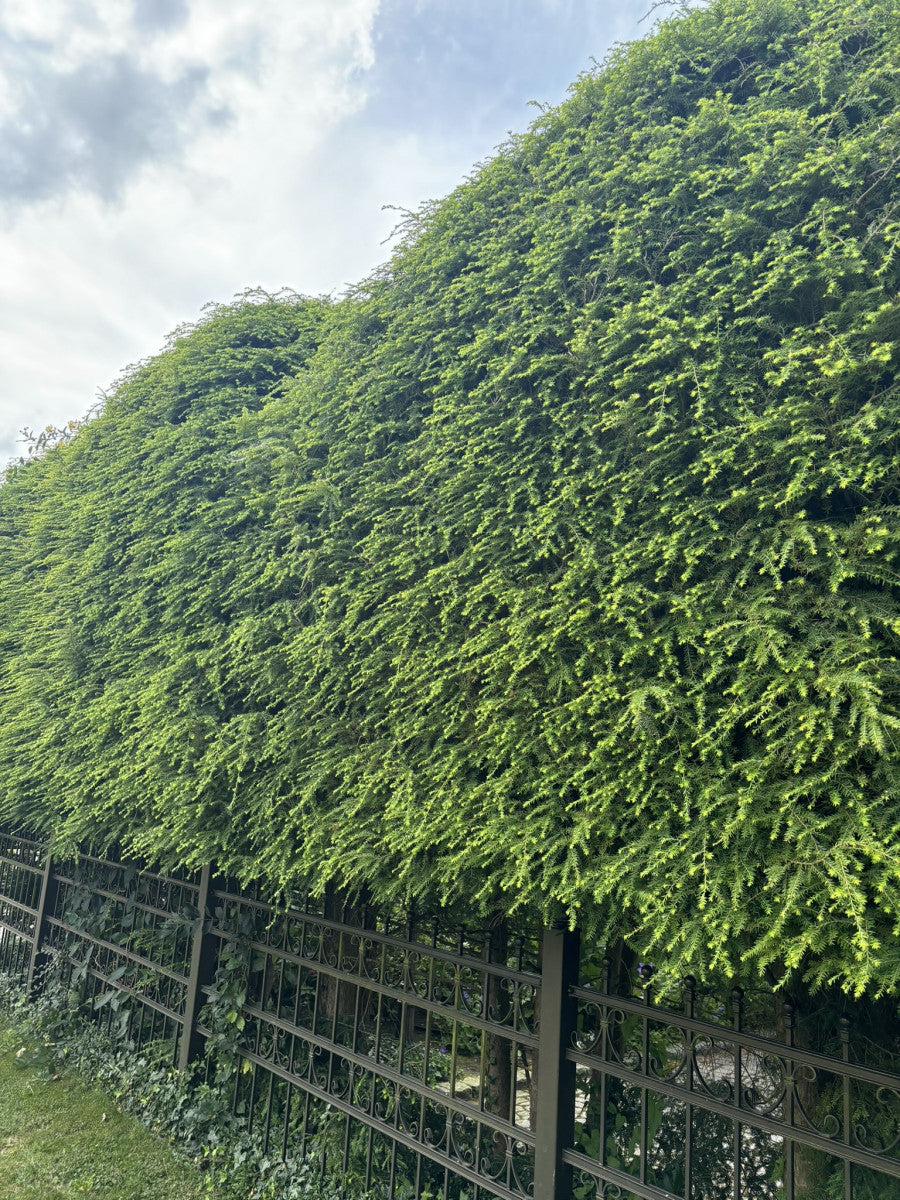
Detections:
[0, 827, 898, 1199]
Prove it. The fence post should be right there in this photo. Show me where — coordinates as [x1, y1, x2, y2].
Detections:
[26, 844, 58, 995]
[178, 863, 220, 1072]
[534, 920, 580, 1200]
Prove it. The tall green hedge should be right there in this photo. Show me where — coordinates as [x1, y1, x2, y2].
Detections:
[1, 0, 898, 994]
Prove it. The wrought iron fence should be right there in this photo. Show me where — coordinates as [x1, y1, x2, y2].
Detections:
[567, 962, 900, 1199]
[0, 826, 898, 1199]
[197, 876, 544, 1199]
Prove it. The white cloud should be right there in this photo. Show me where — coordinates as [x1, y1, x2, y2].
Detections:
[0, 0, 381, 461]
[0, 0, 380, 206]
[0, 0, 649, 466]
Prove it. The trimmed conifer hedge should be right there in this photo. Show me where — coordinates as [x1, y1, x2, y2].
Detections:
[1, 0, 898, 995]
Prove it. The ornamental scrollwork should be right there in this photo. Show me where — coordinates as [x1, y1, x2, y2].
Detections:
[507, 1137, 535, 1195]
[573, 1172, 623, 1200]
[487, 974, 515, 1025]
[851, 1085, 900, 1156]
[647, 1022, 690, 1082]
[447, 1110, 477, 1167]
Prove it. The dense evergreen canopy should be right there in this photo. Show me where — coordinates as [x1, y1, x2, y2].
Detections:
[1, 0, 898, 994]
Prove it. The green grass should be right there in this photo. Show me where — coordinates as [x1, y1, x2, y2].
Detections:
[0, 1039, 217, 1199]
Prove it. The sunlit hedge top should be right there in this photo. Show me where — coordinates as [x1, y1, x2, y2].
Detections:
[1, 0, 898, 994]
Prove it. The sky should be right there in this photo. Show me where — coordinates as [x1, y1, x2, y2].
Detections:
[0, 0, 653, 466]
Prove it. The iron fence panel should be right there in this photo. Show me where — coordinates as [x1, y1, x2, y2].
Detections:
[567, 961, 900, 1200]
[1, 827, 899, 1199]
[200, 882, 542, 1198]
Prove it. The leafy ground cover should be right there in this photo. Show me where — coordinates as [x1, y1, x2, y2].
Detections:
[0, 1029, 217, 1200]
[0, 963, 346, 1200]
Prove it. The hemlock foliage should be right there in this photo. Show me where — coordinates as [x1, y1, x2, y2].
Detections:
[1, 0, 898, 995]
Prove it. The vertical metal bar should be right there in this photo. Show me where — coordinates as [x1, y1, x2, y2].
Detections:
[783, 997, 795, 1200]
[533, 921, 580, 1200]
[374, 984, 384, 1069]
[413, 1143, 423, 1199]
[684, 976, 695, 1200]
[26, 843, 57, 994]
[177, 864, 218, 1071]
[640, 965, 651, 1188]
[351, 976, 362, 1058]
[508, 1031, 517, 1129]
[248, 1062, 259, 1134]
[599, 957, 611, 1172]
[477, 1025, 486, 1111]
[841, 1016, 852, 1200]
[477, 928, 488, 1114]
[231, 1060, 241, 1116]
[364, 1125, 374, 1193]
[342, 1105, 351, 1178]
[281, 1081, 292, 1163]
[397, 990, 408, 1080]
[312, 957, 323, 1037]
[300, 1090, 310, 1156]
[263, 1069, 275, 1152]
[275, 955, 286, 1021]
[328, 930, 341, 1100]
[451, 1010, 460, 1102]
[388, 1134, 398, 1196]
[732, 986, 744, 1200]
[419, 1004, 433, 1147]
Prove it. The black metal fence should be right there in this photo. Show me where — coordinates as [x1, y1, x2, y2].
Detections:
[0, 827, 898, 1199]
